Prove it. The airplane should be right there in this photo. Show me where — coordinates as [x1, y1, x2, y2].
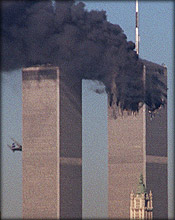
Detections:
[7, 138, 22, 152]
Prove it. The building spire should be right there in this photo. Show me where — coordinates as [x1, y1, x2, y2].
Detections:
[137, 173, 146, 194]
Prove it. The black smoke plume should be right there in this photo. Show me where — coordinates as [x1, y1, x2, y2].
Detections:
[1, 0, 167, 113]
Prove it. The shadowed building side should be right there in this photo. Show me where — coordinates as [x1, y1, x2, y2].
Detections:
[22, 66, 82, 219]
[145, 64, 168, 219]
[59, 70, 82, 218]
[145, 101, 168, 219]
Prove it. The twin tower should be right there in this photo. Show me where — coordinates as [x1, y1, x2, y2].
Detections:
[22, 65, 167, 219]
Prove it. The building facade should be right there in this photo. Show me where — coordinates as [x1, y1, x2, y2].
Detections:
[108, 62, 167, 219]
[130, 174, 153, 219]
[22, 66, 82, 219]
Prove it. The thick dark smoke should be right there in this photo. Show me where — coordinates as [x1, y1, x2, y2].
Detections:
[1, 0, 167, 113]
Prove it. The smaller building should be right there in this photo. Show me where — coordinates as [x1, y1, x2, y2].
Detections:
[130, 174, 153, 219]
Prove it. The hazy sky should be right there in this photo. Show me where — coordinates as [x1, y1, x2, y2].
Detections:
[1, 1, 174, 219]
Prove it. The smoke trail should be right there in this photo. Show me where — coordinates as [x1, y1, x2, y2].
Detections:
[1, 0, 166, 113]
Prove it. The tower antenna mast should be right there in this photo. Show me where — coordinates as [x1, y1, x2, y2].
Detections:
[135, 0, 139, 55]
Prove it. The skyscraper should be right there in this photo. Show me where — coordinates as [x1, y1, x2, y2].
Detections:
[22, 66, 82, 219]
[108, 61, 167, 219]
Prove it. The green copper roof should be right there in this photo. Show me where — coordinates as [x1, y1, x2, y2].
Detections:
[137, 174, 146, 194]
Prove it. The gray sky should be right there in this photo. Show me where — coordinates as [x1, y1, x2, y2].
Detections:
[1, 1, 174, 219]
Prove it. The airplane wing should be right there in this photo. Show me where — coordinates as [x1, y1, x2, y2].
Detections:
[7, 144, 12, 150]
[7, 144, 15, 152]
[11, 138, 22, 147]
